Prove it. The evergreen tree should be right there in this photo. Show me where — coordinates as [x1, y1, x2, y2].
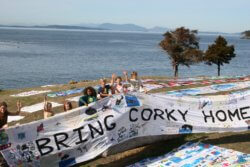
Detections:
[204, 36, 235, 76]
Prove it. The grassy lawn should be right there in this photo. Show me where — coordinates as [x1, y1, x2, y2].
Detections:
[0, 76, 249, 167]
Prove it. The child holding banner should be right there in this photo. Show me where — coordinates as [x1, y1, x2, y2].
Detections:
[0, 101, 22, 129]
[63, 101, 73, 111]
[43, 96, 54, 119]
[98, 78, 113, 99]
[79, 87, 97, 106]
[111, 73, 127, 94]
[124, 71, 146, 93]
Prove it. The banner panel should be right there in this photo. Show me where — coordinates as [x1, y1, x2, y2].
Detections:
[1, 92, 249, 167]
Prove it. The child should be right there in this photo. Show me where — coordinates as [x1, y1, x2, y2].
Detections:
[124, 71, 145, 92]
[98, 78, 112, 99]
[44, 96, 54, 119]
[63, 101, 73, 112]
[79, 87, 97, 106]
[111, 73, 126, 94]
[0, 101, 22, 129]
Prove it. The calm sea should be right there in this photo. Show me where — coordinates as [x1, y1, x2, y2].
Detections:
[0, 28, 249, 89]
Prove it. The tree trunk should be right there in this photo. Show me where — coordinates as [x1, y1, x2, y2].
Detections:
[174, 65, 178, 78]
[217, 63, 221, 76]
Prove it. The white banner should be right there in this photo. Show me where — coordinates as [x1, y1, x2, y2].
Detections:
[0, 92, 250, 167]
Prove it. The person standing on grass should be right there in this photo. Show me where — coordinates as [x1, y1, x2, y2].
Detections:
[98, 78, 112, 99]
[79, 87, 97, 107]
[0, 101, 22, 129]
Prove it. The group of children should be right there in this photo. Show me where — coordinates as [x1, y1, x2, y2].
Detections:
[78, 71, 145, 107]
[0, 71, 144, 129]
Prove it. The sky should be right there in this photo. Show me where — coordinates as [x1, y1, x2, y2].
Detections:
[0, 0, 249, 33]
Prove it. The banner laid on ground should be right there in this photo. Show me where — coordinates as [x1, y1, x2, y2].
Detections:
[21, 102, 63, 113]
[11, 90, 51, 97]
[0, 91, 250, 167]
[47, 88, 84, 97]
[130, 142, 250, 167]
[7, 116, 24, 123]
[142, 75, 250, 87]
[165, 81, 250, 96]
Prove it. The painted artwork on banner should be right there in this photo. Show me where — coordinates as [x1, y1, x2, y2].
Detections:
[0, 91, 249, 167]
[1, 141, 41, 167]
[130, 142, 250, 167]
[0, 129, 11, 151]
[165, 81, 250, 97]
[125, 95, 140, 107]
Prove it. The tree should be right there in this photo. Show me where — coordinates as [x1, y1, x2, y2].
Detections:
[159, 27, 203, 77]
[204, 36, 235, 76]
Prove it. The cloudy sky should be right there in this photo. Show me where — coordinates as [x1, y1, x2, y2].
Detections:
[0, 0, 249, 33]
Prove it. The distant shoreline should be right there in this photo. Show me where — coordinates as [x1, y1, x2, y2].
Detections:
[241, 36, 250, 39]
[0, 26, 163, 34]
[0, 24, 240, 35]
[0, 24, 107, 31]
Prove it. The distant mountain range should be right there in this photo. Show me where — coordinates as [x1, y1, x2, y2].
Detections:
[0, 24, 106, 31]
[72, 23, 169, 32]
[99, 23, 147, 32]
[0, 23, 170, 33]
[0, 23, 238, 34]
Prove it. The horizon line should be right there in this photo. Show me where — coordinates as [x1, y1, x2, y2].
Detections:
[0, 22, 244, 34]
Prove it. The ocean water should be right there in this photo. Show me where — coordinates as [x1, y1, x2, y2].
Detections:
[0, 28, 249, 89]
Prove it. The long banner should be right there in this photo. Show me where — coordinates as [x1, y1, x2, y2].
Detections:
[0, 92, 250, 167]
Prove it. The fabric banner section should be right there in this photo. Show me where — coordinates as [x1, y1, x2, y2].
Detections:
[7, 116, 24, 123]
[21, 102, 63, 113]
[10, 90, 51, 97]
[0, 92, 249, 167]
[165, 81, 250, 96]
